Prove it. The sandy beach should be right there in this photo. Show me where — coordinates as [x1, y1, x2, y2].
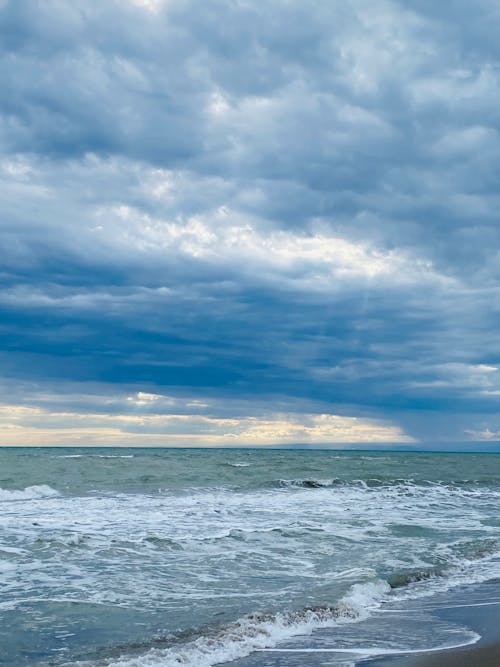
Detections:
[366, 642, 500, 667]
[410, 642, 500, 667]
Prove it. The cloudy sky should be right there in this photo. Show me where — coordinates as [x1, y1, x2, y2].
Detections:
[1, 0, 500, 448]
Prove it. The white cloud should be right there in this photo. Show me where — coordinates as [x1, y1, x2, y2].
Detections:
[128, 0, 169, 13]
[0, 403, 413, 446]
[411, 65, 500, 110]
[0, 149, 453, 301]
[432, 126, 498, 157]
[92, 202, 447, 291]
[222, 413, 414, 444]
[409, 363, 500, 392]
[464, 428, 500, 441]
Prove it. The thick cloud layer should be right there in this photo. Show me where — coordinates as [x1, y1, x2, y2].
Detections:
[1, 0, 500, 446]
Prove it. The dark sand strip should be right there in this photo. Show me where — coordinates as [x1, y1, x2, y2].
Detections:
[400, 642, 500, 667]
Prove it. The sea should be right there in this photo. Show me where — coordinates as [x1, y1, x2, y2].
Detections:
[1, 448, 500, 667]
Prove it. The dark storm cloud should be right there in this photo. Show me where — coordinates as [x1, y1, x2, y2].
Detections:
[1, 0, 500, 444]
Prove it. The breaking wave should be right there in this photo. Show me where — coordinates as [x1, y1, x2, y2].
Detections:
[387, 566, 446, 589]
[96, 581, 390, 667]
[0, 485, 60, 501]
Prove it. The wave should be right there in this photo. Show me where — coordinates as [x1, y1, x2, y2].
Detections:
[55, 454, 134, 459]
[446, 537, 500, 563]
[93, 455, 135, 459]
[270, 477, 424, 489]
[55, 455, 84, 458]
[387, 566, 446, 589]
[0, 485, 60, 501]
[270, 477, 409, 489]
[267, 477, 500, 493]
[273, 478, 340, 488]
[143, 536, 184, 551]
[34, 533, 90, 548]
[96, 581, 390, 667]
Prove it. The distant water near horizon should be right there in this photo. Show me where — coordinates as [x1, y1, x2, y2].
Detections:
[1, 448, 500, 666]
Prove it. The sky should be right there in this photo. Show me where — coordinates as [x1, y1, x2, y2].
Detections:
[1, 0, 500, 448]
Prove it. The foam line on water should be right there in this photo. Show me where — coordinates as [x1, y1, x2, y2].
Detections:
[377, 599, 500, 613]
[260, 633, 480, 655]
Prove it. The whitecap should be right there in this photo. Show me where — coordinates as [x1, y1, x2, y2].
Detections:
[0, 485, 60, 501]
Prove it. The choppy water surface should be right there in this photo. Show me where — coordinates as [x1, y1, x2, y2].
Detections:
[1, 448, 500, 666]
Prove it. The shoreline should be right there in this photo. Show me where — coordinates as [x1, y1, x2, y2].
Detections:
[362, 581, 500, 667]
[364, 642, 500, 667]
[230, 580, 500, 667]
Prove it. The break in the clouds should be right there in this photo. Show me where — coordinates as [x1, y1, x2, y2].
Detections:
[1, 0, 500, 447]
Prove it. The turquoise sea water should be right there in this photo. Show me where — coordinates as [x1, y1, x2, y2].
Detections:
[1, 448, 500, 666]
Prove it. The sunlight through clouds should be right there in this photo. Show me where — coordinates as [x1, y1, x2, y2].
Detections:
[1, 0, 500, 445]
[0, 403, 413, 446]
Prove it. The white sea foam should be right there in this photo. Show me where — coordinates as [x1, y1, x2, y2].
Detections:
[339, 580, 391, 618]
[0, 484, 60, 501]
[93, 455, 135, 459]
[101, 582, 388, 667]
[262, 635, 480, 655]
[55, 454, 135, 459]
[3, 471, 500, 667]
[56, 455, 84, 458]
[88, 577, 484, 667]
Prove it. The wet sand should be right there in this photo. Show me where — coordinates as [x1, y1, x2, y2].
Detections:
[364, 583, 500, 667]
[408, 642, 500, 667]
[364, 642, 500, 666]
